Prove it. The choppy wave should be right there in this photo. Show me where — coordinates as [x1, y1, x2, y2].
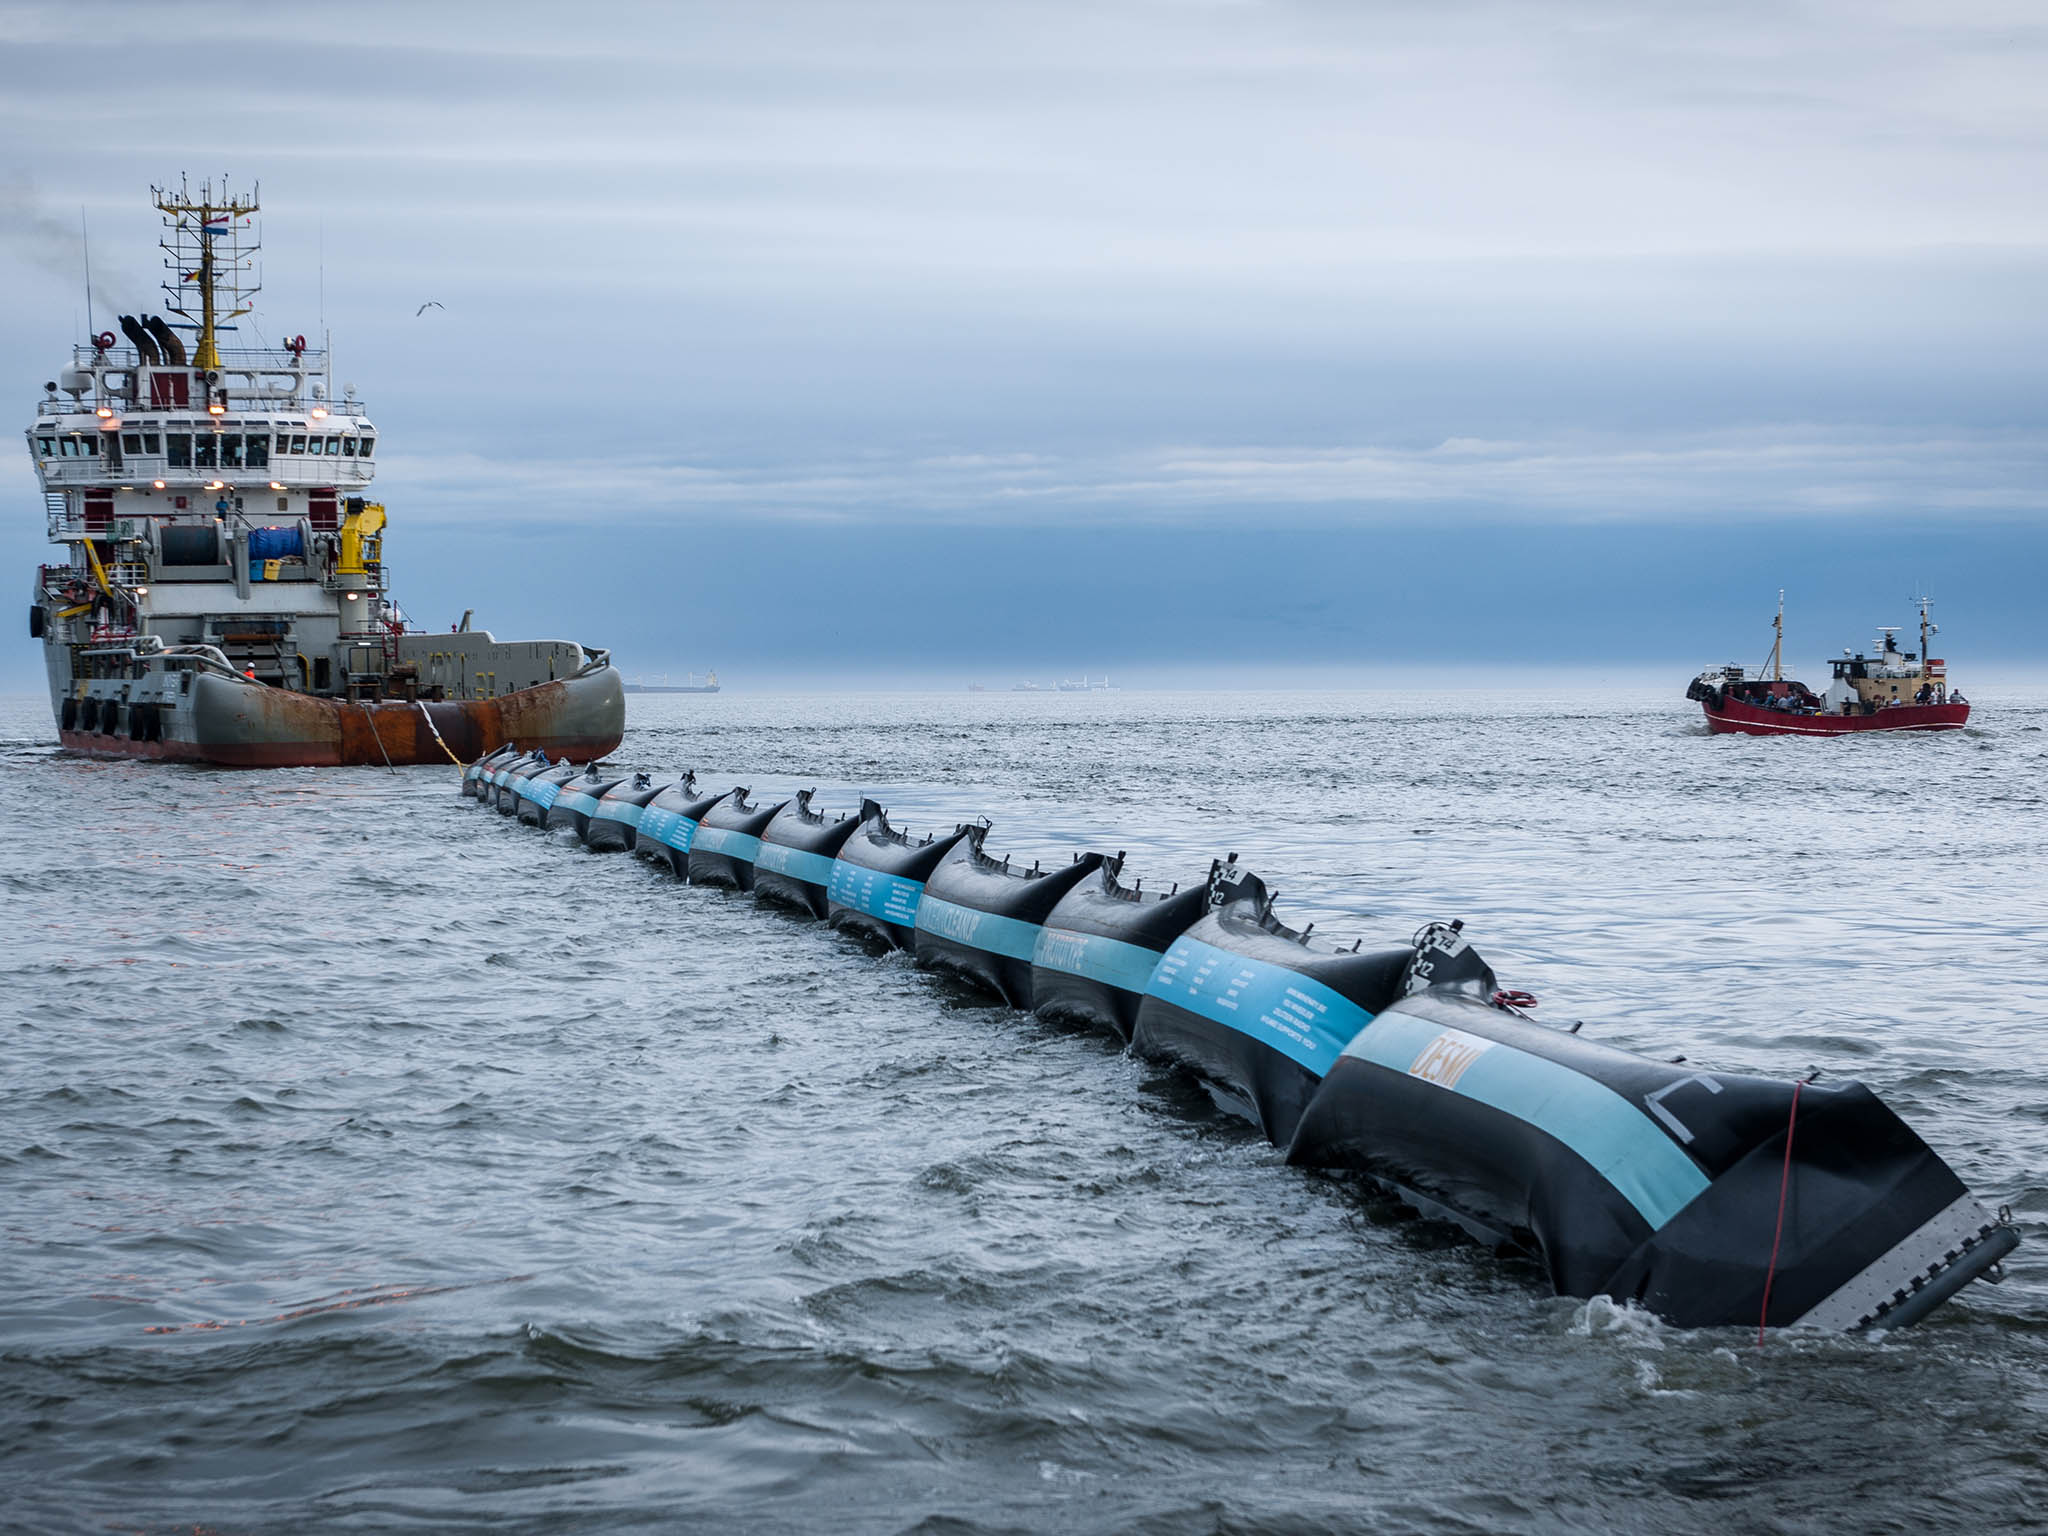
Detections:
[2, 686, 2044, 1533]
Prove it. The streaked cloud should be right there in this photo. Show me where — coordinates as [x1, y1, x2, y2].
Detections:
[383, 424, 2048, 527]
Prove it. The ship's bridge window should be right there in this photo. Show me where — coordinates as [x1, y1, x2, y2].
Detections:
[340, 436, 356, 456]
[35, 436, 55, 456]
[144, 432, 159, 453]
[244, 434, 268, 468]
[358, 436, 374, 457]
[292, 434, 309, 455]
[60, 435, 91, 458]
[166, 433, 192, 467]
[222, 434, 244, 469]
[325, 435, 341, 454]
[275, 433, 290, 455]
[121, 433, 142, 453]
[193, 435, 218, 469]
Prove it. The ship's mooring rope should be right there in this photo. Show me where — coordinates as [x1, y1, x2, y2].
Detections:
[1757, 1077, 1807, 1345]
[413, 700, 463, 766]
[358, 701, 397, 775]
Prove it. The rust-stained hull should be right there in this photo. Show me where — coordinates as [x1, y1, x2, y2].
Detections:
[55, 666, 624, 768]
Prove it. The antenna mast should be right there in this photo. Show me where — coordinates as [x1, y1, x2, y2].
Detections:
[1771, 589, 1784, 683]
[80, 208, 93, 336]
[152, 175, 261, 372]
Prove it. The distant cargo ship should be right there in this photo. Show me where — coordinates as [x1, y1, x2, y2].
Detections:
[623, 671, 720, 694]
[1686, 596, 1970, 736]
[1013, 675, 1117, 693]
[27, 178, 623, 766]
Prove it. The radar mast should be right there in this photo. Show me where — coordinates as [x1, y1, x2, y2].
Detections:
[152, 176, 260, 372]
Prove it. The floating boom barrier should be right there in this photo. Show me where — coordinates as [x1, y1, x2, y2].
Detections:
[462, 747, 2020, 1333]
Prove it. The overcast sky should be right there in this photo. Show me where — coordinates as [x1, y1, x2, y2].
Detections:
[3, 0, 2044, 683]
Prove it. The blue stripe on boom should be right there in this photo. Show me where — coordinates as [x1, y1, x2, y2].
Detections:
[1340, 1010, 1711, 1230]
[828, 861, 925, 927]
[637, 806, 699, 852]
[593, 800, 646, 827]
[1145, 936, 1371, 1079]
[691, 826, 761, 863]
[1031, 926, 1167, 995]
[913, 895, 1041, 960]
[554, 789, 601, 817]
[756, 843, 838, 886]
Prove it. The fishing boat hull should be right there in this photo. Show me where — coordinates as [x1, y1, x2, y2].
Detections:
[1702, 695, 1970, 737]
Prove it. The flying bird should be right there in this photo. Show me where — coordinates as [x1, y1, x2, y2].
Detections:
[415, 301, 444, 316]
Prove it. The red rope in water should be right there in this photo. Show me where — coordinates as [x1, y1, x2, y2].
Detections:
[1757, 1078, 1806, 1347]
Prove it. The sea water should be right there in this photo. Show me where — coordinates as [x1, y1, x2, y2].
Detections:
[3, 687, 2043, 1532]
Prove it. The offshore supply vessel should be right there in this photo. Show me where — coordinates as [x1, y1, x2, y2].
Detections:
[1686, 595, 1971, 737]
[25, 179, 624, 766]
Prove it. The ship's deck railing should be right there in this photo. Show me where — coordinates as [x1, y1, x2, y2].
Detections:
[38, 562, 87, 592]
[67, 342, 327, 370]
[35, 394, 369, 420]
[38, 457, 376, 489]
[41, 343, 357, 419]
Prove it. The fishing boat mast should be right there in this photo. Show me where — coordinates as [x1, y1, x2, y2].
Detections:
[1769, 589, 1784, 683]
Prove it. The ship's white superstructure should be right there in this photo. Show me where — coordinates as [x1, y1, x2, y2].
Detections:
[26, 178, 622, 766]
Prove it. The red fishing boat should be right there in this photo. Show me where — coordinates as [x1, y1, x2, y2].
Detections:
[1686, 596, 1971, 737]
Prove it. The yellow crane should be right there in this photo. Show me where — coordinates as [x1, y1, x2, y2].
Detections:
[337, 502, 386, 576]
